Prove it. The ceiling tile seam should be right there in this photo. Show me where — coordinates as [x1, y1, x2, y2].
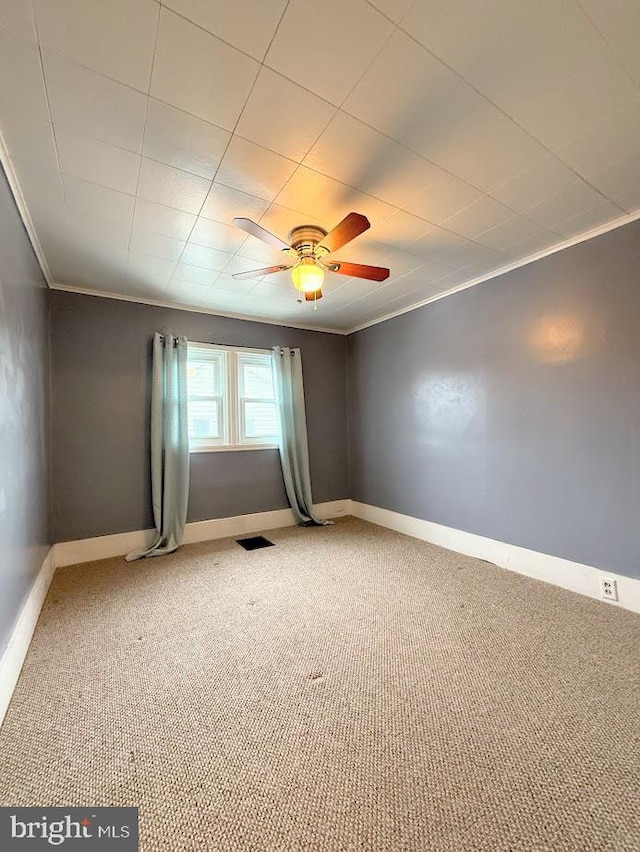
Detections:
[574, 0, 640, 94]
[489, 174, 627, 230]
[344, 208, 640, 334]
[259, 18, 397, 113]
[30, 14, 70, 254]
[323, 274, 419, 313]
[50, 282, 347, 334]
[45, 196, 640, 331]
[318, 104, 535, 217]
[352, 252, 528, 307]
[53, 151, 235, 210]
[473, 216, 549, 247]
[23, 3, 636, 306]
[337, 11, 398, 111]
[23, 3, 631, 220]
[46, 141, 364, 236]
[361, 0, 412, 27]
[318, 131, 508, 224]
[0, 6, 38, 48]
[30, 14, 503, 233]
[327, 249, 502, 314]
[33, 20, 150, 289]
[157, 1, 279, 67]
[270, 166, 420, 230]
[127, 1, 164, 279]
[46, 120, 568, 255]
[33, 146, 603, 300]
[259, 185, 502, 273]
[144, 94, 232, 139]
[435, 199, 542, 242]
[160, 0, 343, 309]
[26, 0, 37, 47]
[148, 56, 337, 123]
[44, 93, 231, 161]
[259, 0, 292, 62]
[243, 5, 345, 241]
[248, 121, 334, 260]
[468, 203, 592, 244]
[556, 201, 629, 232]
[182, 88, 331, 304]
[330, 92, 548, 208]
[578, 136, 640, 187]
[548, 196, 630, 233]
[47, 120, 143, 160]
[31, 19, 63, 175]
[30, 18, 342, 138]
[36, 45, 154, 100]
[488, 173, 586, 220]
[393, 20, 633, 208]
[521, 178, 629, 231]
[256, 9, 423, 264]
[161, 20, 272, 303]
[270, 163, 528, 260]
[314, 260, 452, 314]
[346, 109, 549, 221]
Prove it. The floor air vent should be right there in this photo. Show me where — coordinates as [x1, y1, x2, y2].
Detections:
[236, 536, 275, 551]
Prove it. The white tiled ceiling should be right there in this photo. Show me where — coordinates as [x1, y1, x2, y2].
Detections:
[0, 0, 639, 332]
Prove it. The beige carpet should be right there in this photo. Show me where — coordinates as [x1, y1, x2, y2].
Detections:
[1, 517, 639, 851]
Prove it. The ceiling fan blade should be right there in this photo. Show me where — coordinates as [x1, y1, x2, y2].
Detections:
[328, 261, 390, 281]
[232, 265, 292, 281]
[304, 290, 323, 301]
[318, 212, 370, 253]
[232, 217, 291, 251]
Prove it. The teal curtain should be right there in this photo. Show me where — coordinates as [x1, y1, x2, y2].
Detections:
[271, 346, 332, 527]
[126, 332, 190, 561]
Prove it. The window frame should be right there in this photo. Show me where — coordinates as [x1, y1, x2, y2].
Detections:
[187, 342, 279, 453]
[186, 347, 228, 450]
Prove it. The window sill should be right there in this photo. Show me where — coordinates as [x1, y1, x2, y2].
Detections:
[189, 444, 279, 454]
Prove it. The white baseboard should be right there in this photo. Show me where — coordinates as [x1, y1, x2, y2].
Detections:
[53, 499, 351, 567]
[351, 501, 640, 615]
[0, 548, 56, 727]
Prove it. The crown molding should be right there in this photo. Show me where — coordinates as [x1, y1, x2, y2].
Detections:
[345, 208, 640, 335]
[0, 126, 55, 288]
[51, 283, 348, 335]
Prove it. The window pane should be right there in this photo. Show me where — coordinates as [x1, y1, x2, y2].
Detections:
[241, 361, 274, 400]
[187, 360, 221, 396]
[244, 401, 278, 439]
[188, 399, 220, 439]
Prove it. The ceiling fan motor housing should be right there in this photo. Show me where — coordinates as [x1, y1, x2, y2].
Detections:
[288, 225, 329, 258]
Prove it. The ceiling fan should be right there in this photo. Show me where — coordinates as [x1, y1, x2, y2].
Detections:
[231, 212, 390, 304]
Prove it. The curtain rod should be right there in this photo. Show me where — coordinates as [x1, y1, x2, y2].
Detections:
[158, 335, 298, 355]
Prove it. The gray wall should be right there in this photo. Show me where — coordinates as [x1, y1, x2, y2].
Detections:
[348, 220, 640, 579]
[0, 167, 51, 654]
[51, 291, 349, 541]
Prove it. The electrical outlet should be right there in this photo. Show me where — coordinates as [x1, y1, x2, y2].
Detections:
[600, 577, 618, 602]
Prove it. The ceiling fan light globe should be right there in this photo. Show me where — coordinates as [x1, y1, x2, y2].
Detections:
[291, 259, 324, 294]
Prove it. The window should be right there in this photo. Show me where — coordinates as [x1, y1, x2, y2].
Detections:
[187, 343, 278, 451]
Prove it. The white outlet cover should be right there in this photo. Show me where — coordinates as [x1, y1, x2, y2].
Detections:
[600, 577, 618, 601]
